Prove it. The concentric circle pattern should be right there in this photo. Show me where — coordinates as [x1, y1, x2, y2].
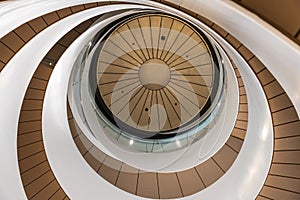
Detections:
[0, 1, 299, 200]
[96, 14, 215, 134]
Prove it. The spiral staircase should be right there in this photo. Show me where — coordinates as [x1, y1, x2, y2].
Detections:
[0, 1, 299, 200]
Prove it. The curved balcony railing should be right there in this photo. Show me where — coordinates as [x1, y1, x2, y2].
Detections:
[68, 10, 227, 153]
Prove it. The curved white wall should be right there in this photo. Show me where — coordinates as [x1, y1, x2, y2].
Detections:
[177, 0, 300, 117]
[0, 0, 297, 199]
[42, 2, 273, 200]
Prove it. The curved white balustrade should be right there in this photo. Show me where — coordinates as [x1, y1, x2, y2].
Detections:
[183, 33, 273, 200]
[177, 0, 300, 117]
[43, 3, 272, 200]
[42, 5, 159, 200]
[0, 0, 294, 199]
[74, 24, 239, 172]
[0, 0, 164, 38]
[0, 4, 149, 200]
[0, 0, 298, 113]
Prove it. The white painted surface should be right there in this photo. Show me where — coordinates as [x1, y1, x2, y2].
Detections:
[0, 4, 149, 200]
[2, 0, 298, 120]
[180, 34, 274, 200]
[0, 0, 91, 38]
[42, 4, 272, 200]
[79, 41, 239, 172]
[0, 0, 286, 199]
[178, 0, 300, 117]
[164, 6, 274, 199]
[63, 3, 239, 173]
[0, 0, 156, 38]
[67, 10, 147, 160]
[66, 9, 239, 172]
[42, 9, 151, 200]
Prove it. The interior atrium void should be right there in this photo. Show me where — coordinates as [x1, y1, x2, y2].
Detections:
[0, 0, 299, 199]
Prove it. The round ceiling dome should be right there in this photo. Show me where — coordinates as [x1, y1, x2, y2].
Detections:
[94, 13, 220, 139]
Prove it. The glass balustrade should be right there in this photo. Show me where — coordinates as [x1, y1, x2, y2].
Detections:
[68, 11, 227, 153]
